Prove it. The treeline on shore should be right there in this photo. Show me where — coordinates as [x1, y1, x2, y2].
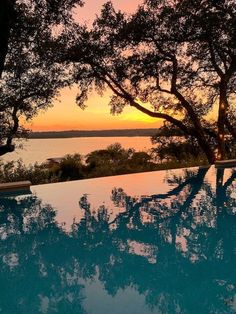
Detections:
[0, 143, 208, 185]
[30, 129, 159, 139]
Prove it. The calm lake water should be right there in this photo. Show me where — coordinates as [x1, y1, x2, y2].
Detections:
[1, 136, 153, 165]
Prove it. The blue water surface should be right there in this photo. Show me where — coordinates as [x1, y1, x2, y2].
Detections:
[1, 166, 236, 313]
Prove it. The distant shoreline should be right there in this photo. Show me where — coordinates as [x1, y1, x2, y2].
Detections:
[29, 128, 158, 139]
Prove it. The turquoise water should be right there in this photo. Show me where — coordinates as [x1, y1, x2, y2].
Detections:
[1, 166, 236, 313]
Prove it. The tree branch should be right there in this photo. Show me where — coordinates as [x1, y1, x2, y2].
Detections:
[129, 99, 194, 136]
[208, 41, 224, 78]
[100, 70, 194, 137]
[0, 144, 15, 156]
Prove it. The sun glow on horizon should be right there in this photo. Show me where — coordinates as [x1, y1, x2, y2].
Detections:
[27, 87, 162, 132]
[23, 0, 150, 132]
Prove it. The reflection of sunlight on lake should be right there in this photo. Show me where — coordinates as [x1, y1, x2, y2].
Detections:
[3, 137, 153, 165]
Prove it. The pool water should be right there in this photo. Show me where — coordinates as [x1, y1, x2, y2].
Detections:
[1, 166, 236, 313]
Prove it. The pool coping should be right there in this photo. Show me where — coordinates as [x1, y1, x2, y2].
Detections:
[0, 181, 32, 195]
[215, 159, 236, 168]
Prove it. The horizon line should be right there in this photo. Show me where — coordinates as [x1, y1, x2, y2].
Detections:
[31, 128, 159, 133]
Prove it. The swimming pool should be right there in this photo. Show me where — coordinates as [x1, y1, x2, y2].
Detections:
[1, 166, 236, 313]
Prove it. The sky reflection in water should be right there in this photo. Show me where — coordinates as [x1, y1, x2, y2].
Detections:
[1, 167, 236, 313]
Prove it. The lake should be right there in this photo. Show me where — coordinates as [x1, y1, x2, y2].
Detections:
[1, 137, 153, 165]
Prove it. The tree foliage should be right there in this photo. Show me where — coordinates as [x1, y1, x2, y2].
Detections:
[85, 143, 156, 177]
[1, 0, 235, 162]
[0, 144, 179, 184]
[0, 0, 83, 156]
[65, 0, 236, 163]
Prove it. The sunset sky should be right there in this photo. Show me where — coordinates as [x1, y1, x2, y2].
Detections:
[29, 0, 161, 131]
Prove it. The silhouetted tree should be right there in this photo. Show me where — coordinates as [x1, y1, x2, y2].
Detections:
[85, 143, 156, 177]
[0, 0, 83, 156]
[54, 153, 84, 180]
[66, 0, 236, 163]
[0, 0, 16, 78]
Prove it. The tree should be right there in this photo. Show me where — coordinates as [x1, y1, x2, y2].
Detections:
[0, 0, 83, 156]
[54, 154, 84, 180]
[65, 0, 236, 163]
[85, 143, 134, 177]
[176, 0, 236, 159]
[0, 0, 16, 78]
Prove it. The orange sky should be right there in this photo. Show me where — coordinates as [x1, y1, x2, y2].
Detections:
[29, 0, 162, 131]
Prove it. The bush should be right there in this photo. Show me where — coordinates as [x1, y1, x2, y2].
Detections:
[0, 160, 54, 185]
[0, 142, 209, 185]
[52, 154, 84, 181]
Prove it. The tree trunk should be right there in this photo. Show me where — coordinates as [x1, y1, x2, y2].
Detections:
[196, 133, 215, 164]
[172, 89, 216, 164]
[132, 98, 215, 163]
[0, 144, 15, 156]
[217, 81, 228, 160]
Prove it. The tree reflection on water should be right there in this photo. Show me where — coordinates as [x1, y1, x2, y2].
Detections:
[1, 167, 236, 313]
